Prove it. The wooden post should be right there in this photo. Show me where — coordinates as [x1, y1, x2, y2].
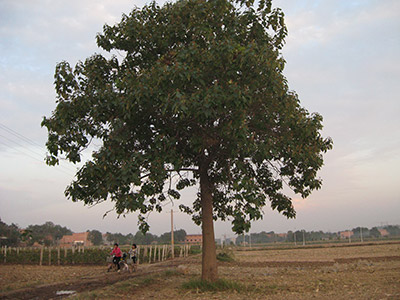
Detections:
[171, 209, 174, 259]
[148, 246, 152, 264]
[72, 246, 75, 265]
[137, 246, 140, 265]
[58, 247, 61, 266]
[3, 246, 6, 263]
[48, 247, 52, 265]
[39, 246, 44, 266]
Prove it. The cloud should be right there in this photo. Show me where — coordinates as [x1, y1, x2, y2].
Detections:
[0, 0, 399, 237]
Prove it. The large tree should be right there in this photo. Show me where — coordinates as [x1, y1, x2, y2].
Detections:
[88, 229, 103, 246]
[26, 221, 72, 246]
[42, 0, 332, 281]
[0, 219, 20, 247]
[159, 229, 187, 243]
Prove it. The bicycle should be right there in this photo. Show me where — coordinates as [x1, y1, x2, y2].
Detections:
[107, 253, 129, 273]
[106, 255, 120, 272]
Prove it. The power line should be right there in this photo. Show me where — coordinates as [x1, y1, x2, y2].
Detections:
[0, 133, 46, 161]
[0, 138, 75, 177]
[0, 122, 101, 167]
[0, 138, 45, 165]
[0, 124, 79, 176]
[0, 133, 76, 174]
[0, 123, 44, 149]
[0, 122, 79, 170]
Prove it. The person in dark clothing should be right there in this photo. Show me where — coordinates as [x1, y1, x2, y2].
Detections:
[108, 243, 122, 272]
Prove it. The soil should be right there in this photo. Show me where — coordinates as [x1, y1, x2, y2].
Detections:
[0, 259, 186, 300]
[1, 241, 399, 299]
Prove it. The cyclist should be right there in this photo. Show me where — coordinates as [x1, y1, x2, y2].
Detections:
[128, 243, 138, 272]
[108, 243, 122, 272]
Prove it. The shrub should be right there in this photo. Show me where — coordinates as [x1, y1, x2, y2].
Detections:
[216, 249, 235, 262]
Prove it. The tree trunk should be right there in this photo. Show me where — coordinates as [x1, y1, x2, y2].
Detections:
[200, 163, 218, 282]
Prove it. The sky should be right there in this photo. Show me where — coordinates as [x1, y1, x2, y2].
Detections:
[0, 0, 399, 239]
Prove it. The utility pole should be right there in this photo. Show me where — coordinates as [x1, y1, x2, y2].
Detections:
[171, 209, 174, 259]
[302, 230, 305, 246]
[294, 230, 297, 246]
[249, 232, 252, 248]
[360, 227, 363, 243]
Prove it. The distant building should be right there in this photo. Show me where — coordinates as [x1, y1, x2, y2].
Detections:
[339, 231, 353, 239]
[102, 233, 112, 246]
[59, 232, 93, 247]
[32, 242, 42, 248]
[185, 234, 202, 244]
[276, 233, 288, 238]
[220, 236, 236, 245]
[378, 229, 389, 237]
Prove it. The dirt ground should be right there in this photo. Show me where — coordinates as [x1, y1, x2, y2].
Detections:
[0, 242, 399, 299]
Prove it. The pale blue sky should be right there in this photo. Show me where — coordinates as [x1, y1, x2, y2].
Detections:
[1, 0, 399, 238]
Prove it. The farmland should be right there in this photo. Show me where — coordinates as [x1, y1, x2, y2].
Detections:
[0, 241, 399, 299]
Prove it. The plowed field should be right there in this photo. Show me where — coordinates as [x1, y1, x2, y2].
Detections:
[1, 242, 399, 299]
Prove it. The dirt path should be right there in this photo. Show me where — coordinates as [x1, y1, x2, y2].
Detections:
[1, 243, 399, 300]
[0, 259, 190, 300]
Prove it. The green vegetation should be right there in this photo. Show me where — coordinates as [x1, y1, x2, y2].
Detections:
[1, 216, 400, 249]
[88, 230, 102, 246]
[164, 269, 183, 277]
[216, 249, 235, 262]
[0, 218, 20, 247]
[25, 221, 72, 246]
[42, 0, 332, 282]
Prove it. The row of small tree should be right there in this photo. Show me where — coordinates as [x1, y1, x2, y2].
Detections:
[0, 220, 72, 247]
[235, 225, 400, 244]
[88, 228, 188, 246]
[0, 219, 189, 247]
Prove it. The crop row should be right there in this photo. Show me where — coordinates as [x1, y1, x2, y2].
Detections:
[0, 244, 200, 265]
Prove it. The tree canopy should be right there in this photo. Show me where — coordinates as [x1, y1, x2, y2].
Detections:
[88, 230, 103, 246]
[25, 221, 72, 246]
[0, 219, 20, 247]
[42, 0, 332, 281]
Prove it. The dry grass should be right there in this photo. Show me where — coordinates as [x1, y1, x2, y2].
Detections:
[1, 242, 399, 299]
[0, 265, 105, 292]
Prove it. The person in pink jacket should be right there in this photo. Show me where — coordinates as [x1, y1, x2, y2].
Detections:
[108, 243, 122, 272]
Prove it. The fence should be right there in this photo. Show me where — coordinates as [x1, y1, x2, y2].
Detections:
[0, 244, 197, 266]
